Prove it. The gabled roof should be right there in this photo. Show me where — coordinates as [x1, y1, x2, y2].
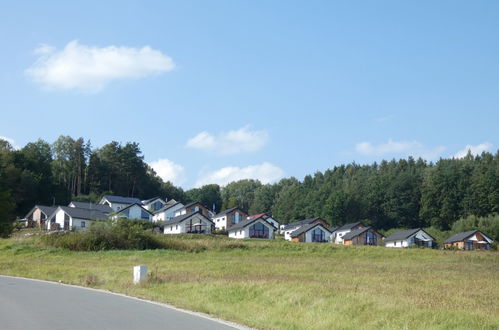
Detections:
[54, 206, 108, 221]
[444, 230, 493, 244]
[229, 216, 277, 231]
[165, 211, 214, 225]
[114, 203, 153, 215]
[69, 201, 113, 213]
[290, 223, 332, 238]
[183, 201, 208, 209]
[342, 227, 372, 241]
[248, 212, 268, 220]
[25, 205, 58, 219]
[283, 218, 323, 230]
[385, 228, 435, 242]
[213, 207, 243, 218]
[101, 195, 141, 205]
[154, 202, 183, 214]
[164, 199, 178, 207]
[141, 197, 165, 205]
[334, 222, 364, 232]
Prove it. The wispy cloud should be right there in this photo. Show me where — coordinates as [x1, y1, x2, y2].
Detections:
[355, 139, 445, 160]
[186, 126, 269, 155]
[195, 162, 284, 187]
[149, 158, 186, 186]
[454, 142, 493, 158]
[25, 40, 175, 92]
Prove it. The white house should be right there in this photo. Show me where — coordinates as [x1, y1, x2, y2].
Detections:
[290, 223, 332, 243]
[152, 202, 185, 222]
[247, 213, 280, 230]
[212, 207, 248, 230]
[47, 206, 108, 231]
[331, 222, 366, 244]
[163, 211, 214, 235]
[282, 218, 330, 241]
[99, 195, 142, 212]
[141, 197, 166, 212]
[68, 201, 113, 214]
[384, 228, 436, 248]
[228, 217, 276, 239]
[109, 203, 153, 221]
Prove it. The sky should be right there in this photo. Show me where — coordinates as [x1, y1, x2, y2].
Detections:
[0, 1, 498, 189]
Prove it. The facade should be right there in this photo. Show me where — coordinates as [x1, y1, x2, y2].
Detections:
[24, 205, 57, 228]
[247, 213, 280, 229]
[99, 195, 142, 212]
[163, 212, 214, 235]
[174, 202, 214, 219]
[331, 222, 366, 244]
[384, 229, 435, 248]
[283, 218, 329, 241]
[68, 201, 113, 214]
[342, 227, 383, 246]
[290, 223, 331, 243]
[47, 206, 108, 231]
[141, 197, 166, 212]
[212, 207, 248, 230]
[444, 230, 493, 250]
[228, 217, 276, 239]
[110, 203, 152, 221]
[152, 202, 185, 222]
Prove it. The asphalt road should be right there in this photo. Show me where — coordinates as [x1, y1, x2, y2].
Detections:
[0, 276, 241, 330]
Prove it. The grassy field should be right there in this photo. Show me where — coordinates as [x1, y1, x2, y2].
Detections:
[1, 233, 498, 329]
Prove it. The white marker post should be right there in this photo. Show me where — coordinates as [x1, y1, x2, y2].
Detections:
[133, 265, 148, 284]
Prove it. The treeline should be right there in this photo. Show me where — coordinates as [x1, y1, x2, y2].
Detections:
[0, 136, 498, 238]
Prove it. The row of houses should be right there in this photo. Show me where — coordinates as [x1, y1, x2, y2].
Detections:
[23, 195, 494, 250]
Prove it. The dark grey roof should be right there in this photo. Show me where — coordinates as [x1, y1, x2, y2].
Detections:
[290, 223, 331, 238]
[164, 211, 214, 225]
[213, 207, 239, 218]
[58, 206, 108, 221]
[283, 218, 322, 230]
[335, 222, 364, 232]
[69, 201, 113, 213]
[342, 227, 371, 240]
[142, 197, 163, 205]
[154, 202, 183, 214]
[102, 195, 141, 204]
[25, 205, 57, 218]
[444, 230, 487, 243]
[229, 217, 277, 231]
[385, 228, 435, 242]
[115, 203, 153, 215]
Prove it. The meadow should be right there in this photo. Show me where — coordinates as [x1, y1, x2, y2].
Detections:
[0, 233, 498, 329]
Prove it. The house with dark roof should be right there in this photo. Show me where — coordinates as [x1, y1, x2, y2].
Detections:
[99, 195, 142, 212]
[444, 230, 493, 250]
[247, 213, 280, 230]
[174, 202, 214, 219]
[283, 218, 329, 241]
[342, 227, 383, 246]
[290, 223, 331, 243]
[384, 229, 436, 248]
[212, 207, 248, 230]
[24, 205, 57, 228]
[47, 206, 108, 231]
[163, 211, 214, 235]
[109, 203, 153, 221]
[68, 201, 113, 214]
[141, 197, 166, 212]
[152, 202, 185, 222]
[228, 216, 277, 239]
[331, 222, 366, 244]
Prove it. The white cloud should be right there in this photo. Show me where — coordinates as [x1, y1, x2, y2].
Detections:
[195, 162, 284, 187]
[0, 136, 19, 149]
[149, 159, 186, 186]
[25, 40, 175, 92]
[454, 142, 493, 158]
[186, 126, 269, 155]
[355, 139, 445, 160]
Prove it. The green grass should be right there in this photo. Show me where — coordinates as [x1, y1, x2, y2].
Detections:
[1, 233, 498, 329]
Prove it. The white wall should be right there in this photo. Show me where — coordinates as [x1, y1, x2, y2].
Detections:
[284, 227, 299, 241]
[228, 220, 274, 239]
[385, 240, 410, 248]
[164, 222, 185, 234]
[153, 203, 184, 222]
[332, 229, 352, 244]
[213, 216, 227, 230]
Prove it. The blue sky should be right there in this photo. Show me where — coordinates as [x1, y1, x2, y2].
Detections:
[1, 1, 498, 189]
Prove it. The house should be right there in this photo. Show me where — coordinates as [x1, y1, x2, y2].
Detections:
[47, 206, 108, 231]
[228, 216, 276, 239]
[290, 223, 331, 243]
[99, 195, 142, 212]
[163, 211, 214, 235]
[282, 218, 329, 241]
[109, 203, 153, 221]
[68, 201, 113, 214]
[342, 227, 383, 246]
[444, 230, 494, 250]
[141, 197, 166, 212]
[24, 205, 57, 228]
[212, 207, 248, 230]
[247, 213, 280, 229]
[152, 202, 185, 222]
[331, 222, 366, 244]
[384, 228, 436, 248]
[174, 202, 214, 218]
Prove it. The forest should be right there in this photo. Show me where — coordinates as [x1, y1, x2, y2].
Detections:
[0, 136, 497, 238]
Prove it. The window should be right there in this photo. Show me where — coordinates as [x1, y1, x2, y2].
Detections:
[217, 219, 220, 222]
[466, 240, 473, 250]
[365, 231, 377, 245]
[81, 221, 85, 228]
[194, 207, 200, 212]
[249, 222, 269, 239]
[141, 210, 150, 220]
[170, 226, 173, 231]
[311, 228, 326, 242]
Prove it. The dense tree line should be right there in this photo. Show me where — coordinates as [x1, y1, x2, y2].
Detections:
[0, 136, 497, 238]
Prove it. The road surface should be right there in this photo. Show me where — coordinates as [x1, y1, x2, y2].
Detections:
[0, 275, 242, 330]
